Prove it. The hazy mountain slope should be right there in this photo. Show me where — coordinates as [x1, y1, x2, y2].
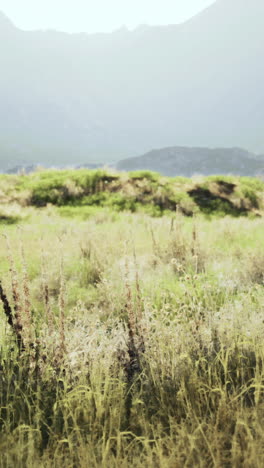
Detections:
[0, 0, 264, 169]
[117, 147, 264, 177]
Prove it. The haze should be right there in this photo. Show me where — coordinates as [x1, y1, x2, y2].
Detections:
[1, 0, 264, 171]
[0, 0, 214, 33]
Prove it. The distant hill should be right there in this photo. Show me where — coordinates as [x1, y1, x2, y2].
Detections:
[116, 147, 264, 177]
[4, 162, 103, 174]
[1, 0, 264, 168]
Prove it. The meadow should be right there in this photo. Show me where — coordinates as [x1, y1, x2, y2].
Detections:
[0, 169, 264, 467]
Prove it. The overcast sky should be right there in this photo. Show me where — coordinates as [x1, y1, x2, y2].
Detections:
[0, 0, 215, 34]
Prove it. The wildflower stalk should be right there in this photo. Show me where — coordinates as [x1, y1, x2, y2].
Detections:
[58, 251, 66, 356]
[41, 245, 53, 332]
[0, 280, 25, 351]
[20, 236, 33, 345]
[4, 235, 24, 351]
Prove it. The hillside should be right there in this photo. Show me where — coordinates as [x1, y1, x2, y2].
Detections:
[1, 169, 264, 221]
[117, 146, 264, 177]
[1, 0, 264, 169]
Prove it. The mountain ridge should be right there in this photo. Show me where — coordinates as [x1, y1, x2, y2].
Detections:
[1, 0, 264, 169]
[117, 146, 264, 177]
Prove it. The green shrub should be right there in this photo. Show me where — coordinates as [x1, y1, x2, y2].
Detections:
[129, 170, 160, 182]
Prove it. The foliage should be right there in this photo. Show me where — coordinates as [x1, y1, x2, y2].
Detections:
[0, 210, 264, 465]
[0, 169, 263, 219]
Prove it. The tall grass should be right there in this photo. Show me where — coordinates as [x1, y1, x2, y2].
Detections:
[0, 210, 264, 466]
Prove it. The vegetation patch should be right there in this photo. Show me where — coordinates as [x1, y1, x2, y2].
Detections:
[0, 212, 264, 466]
[0, 169, 263, 221]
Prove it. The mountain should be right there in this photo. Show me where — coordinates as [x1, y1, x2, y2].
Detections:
[1, 0, 264, 170]
[116, 147, 264, 177]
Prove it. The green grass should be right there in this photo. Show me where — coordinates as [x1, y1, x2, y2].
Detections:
[0, 169, 263, 218]
[0, 172, 264, 466]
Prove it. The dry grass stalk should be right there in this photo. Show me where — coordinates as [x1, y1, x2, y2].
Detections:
[125, 254, 136, 341]
[58, 251, 66, 356]
[3, 234, 24, 350]
[40, 245, 53, 332]
[149, 223, 160, 257]
[0, 280, 25, 351]
[133, 247, 145, 353]
[191, 222, 197, 254]
[170, 216, 175, 233]
[191, 222, 198, 273]
[124, 253, 141, 426]
[19, 235, 33, 344]
[124, 247, 145, 377]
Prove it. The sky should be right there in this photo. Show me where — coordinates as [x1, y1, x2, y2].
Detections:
[0, 0, 215, 34]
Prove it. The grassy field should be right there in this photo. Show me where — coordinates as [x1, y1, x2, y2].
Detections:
[0, 170, 264, 467]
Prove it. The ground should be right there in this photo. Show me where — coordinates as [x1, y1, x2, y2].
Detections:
[0, 171, 264, 467]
